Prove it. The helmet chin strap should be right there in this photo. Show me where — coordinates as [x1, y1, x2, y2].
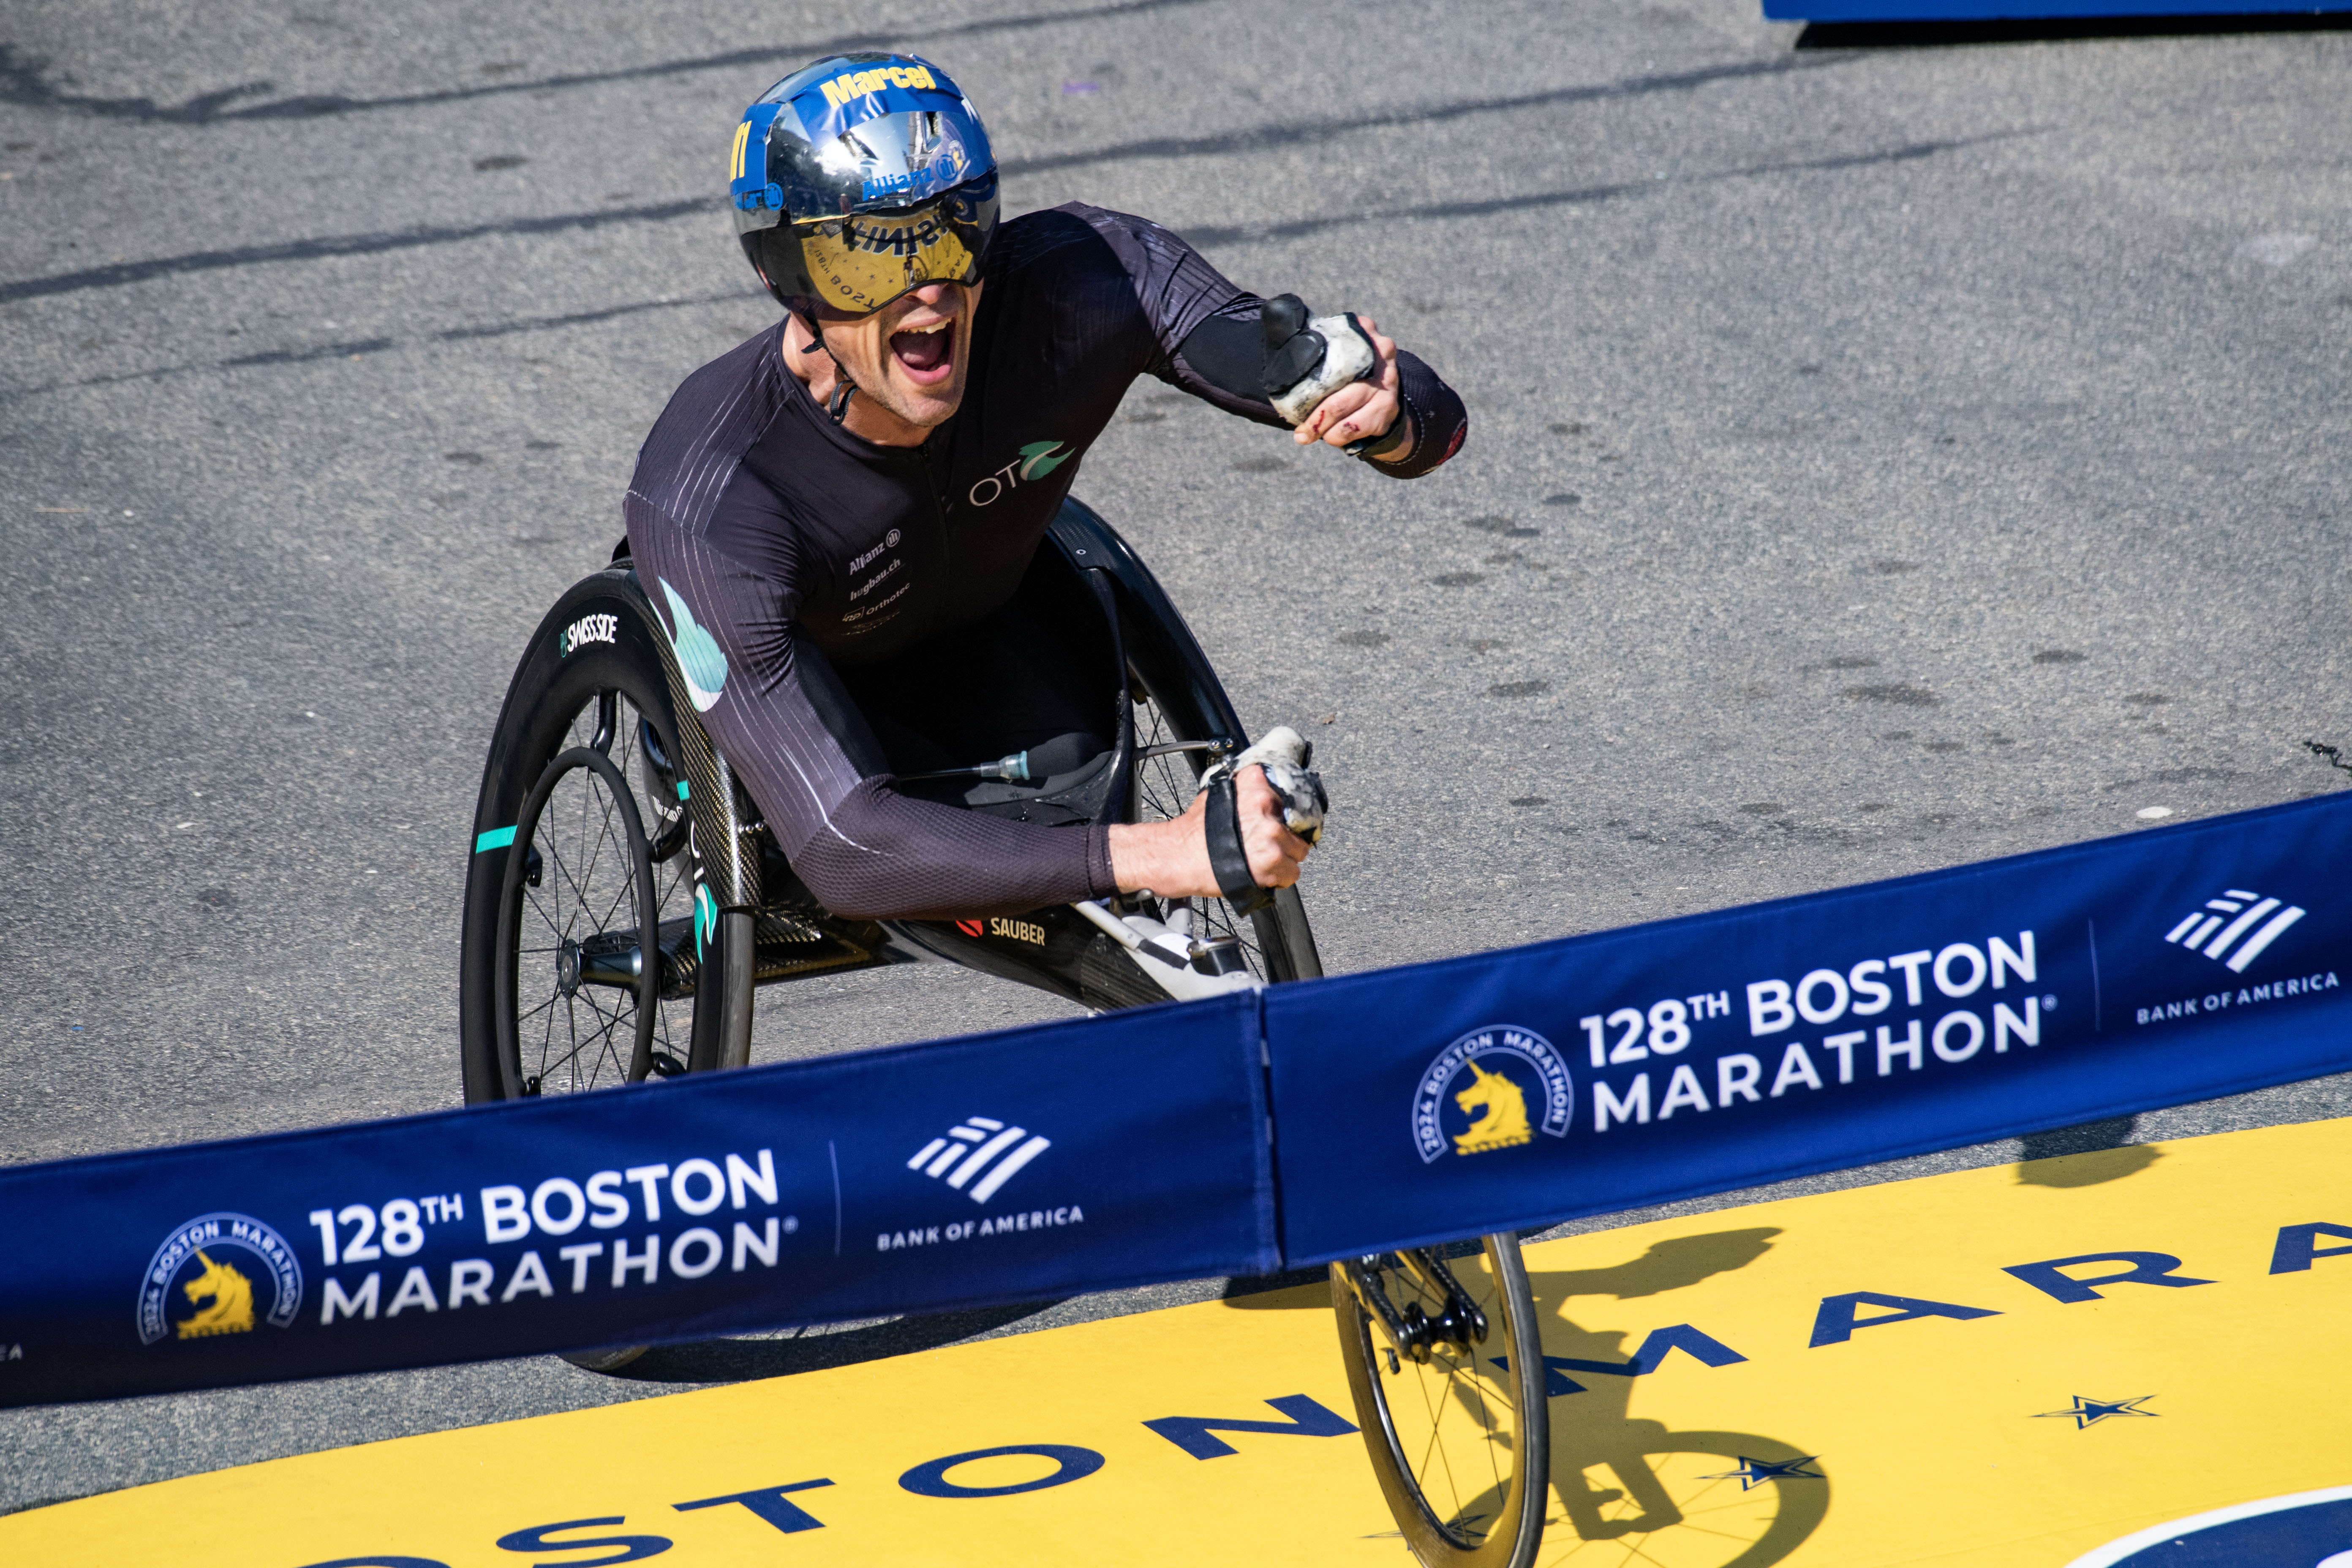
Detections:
[792, 307, 858, 425]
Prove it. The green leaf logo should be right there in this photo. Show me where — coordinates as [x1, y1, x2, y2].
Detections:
[656, 578, 730, 713]
[695, 883, 719, 960]
[1017, 440, 1071, 482]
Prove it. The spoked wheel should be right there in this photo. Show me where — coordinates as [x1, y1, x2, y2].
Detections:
[491, 700, 697, 1376]
[460, 575, 741, 1373]
[1550, 1428, 1829, 1566]
[491, 691, 701, 1096]
[495, 746, 660, 1098]
[1334, 1234, 1548, 1568]
[1127, 684, 1322, 982]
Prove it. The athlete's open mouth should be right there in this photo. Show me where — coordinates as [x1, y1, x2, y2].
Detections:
[889, 317, 956, 385]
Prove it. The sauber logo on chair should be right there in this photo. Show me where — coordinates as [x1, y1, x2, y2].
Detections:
[907, 1117, 1051, 1204]
[2162, 887, 2306, 974]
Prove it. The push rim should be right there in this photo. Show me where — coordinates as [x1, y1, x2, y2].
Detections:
[1127, 686, 1315, 982]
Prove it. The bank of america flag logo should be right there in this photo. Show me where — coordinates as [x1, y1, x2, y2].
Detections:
[907, 1117, 1051, 1205]
[2164, 889, 2306, 974]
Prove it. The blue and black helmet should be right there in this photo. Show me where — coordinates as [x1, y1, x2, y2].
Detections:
[729, 53, 999, 318]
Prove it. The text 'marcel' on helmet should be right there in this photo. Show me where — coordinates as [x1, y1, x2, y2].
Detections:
[730, 53, 1000, 318]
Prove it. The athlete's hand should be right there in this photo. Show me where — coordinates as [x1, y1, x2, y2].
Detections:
[1292, 315, 1415, 463]
[1106, 765, 1310, 900]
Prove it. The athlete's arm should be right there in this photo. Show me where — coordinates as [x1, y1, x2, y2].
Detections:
[1058, 204, 1468, 479]
[1174, 304, 1466, 477]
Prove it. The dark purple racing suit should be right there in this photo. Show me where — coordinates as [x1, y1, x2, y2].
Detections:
[623, 204, 1467, 921]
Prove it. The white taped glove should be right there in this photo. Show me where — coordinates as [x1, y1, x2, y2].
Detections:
[1260, 294, 1379, 427]
[1200, 725, 1328, 844]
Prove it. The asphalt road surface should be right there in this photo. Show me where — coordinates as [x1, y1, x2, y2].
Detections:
[3, 0, 2348, 1517]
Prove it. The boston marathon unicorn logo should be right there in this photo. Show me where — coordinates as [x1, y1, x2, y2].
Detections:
[136, 1212, 304, 1347]
[1413, 1026, 1574, 1165]
[176, 1251, 256, 1338]
[1452, 1060, 1534, 1155]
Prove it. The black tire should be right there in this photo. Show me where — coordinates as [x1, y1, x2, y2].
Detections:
[1332, 1234, 1549, 1568]
[461, 581, 711, 1101]
[459, 573, 753, 1373]
[1127, 683, 1322, 983]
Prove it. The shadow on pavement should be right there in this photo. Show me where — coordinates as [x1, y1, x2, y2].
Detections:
[1542, 1228, 1783, 1301]
[602, 1299, 1066, 1383]
[2016, 1114, 2162, 1187]
[1532, 1229, 1827, 1565]
[1220, 1266, 1331, 1305]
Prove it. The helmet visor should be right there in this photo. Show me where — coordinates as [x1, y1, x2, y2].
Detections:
[794, 173, 998, 316]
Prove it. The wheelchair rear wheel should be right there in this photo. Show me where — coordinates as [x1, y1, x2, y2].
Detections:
[1334, 1234, 1549, 1568]
[459, 573, 756, 1371]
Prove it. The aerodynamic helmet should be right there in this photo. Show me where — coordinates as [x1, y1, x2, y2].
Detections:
[729, 53, 999, 318]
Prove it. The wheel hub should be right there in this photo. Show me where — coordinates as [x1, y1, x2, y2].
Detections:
[556, 938, 583, 997]
[1348, 1250, 1490, 1365]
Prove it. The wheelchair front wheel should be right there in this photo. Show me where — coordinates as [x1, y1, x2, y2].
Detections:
[463, 628, 711, 1100]
[1333, 1233, 1548, 1568]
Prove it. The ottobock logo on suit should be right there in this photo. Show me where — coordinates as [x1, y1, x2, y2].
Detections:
[2161, 888, 2306, 974]
[878, 1118, 1075, 1253]
[136, 1213, 303, 1346]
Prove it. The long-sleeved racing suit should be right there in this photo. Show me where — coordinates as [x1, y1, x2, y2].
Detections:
[623, 204, 1466, 921]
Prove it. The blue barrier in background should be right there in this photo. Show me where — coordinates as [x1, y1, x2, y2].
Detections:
[1765, 0, 2351, 23]
[1, 795, 2345, 1407]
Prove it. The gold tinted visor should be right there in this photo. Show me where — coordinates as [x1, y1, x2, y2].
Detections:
[799, 207, 982, 315]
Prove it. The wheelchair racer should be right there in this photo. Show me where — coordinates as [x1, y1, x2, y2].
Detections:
[625, 53, 1467, 923]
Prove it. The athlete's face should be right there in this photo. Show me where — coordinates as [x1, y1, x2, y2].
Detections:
[819, 280, 982, 434]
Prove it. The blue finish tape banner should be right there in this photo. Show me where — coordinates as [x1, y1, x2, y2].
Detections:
[1266, 793, 2352, 1265]
[0, 993, 1274, 1407]
[3, 796, 2349, 1406]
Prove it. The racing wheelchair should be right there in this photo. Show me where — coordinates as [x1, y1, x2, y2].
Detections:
[456, 496, 1549, 1568]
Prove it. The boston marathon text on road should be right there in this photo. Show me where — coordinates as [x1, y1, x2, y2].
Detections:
[232, 1204, 2352, 1566]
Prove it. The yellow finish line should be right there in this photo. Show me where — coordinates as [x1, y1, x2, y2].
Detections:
[11, 1117, 2352, 1567]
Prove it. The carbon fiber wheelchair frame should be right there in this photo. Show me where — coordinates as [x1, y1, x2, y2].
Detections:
[455, 495, 1546, 1568]
[457, 498, 1318, 1096]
